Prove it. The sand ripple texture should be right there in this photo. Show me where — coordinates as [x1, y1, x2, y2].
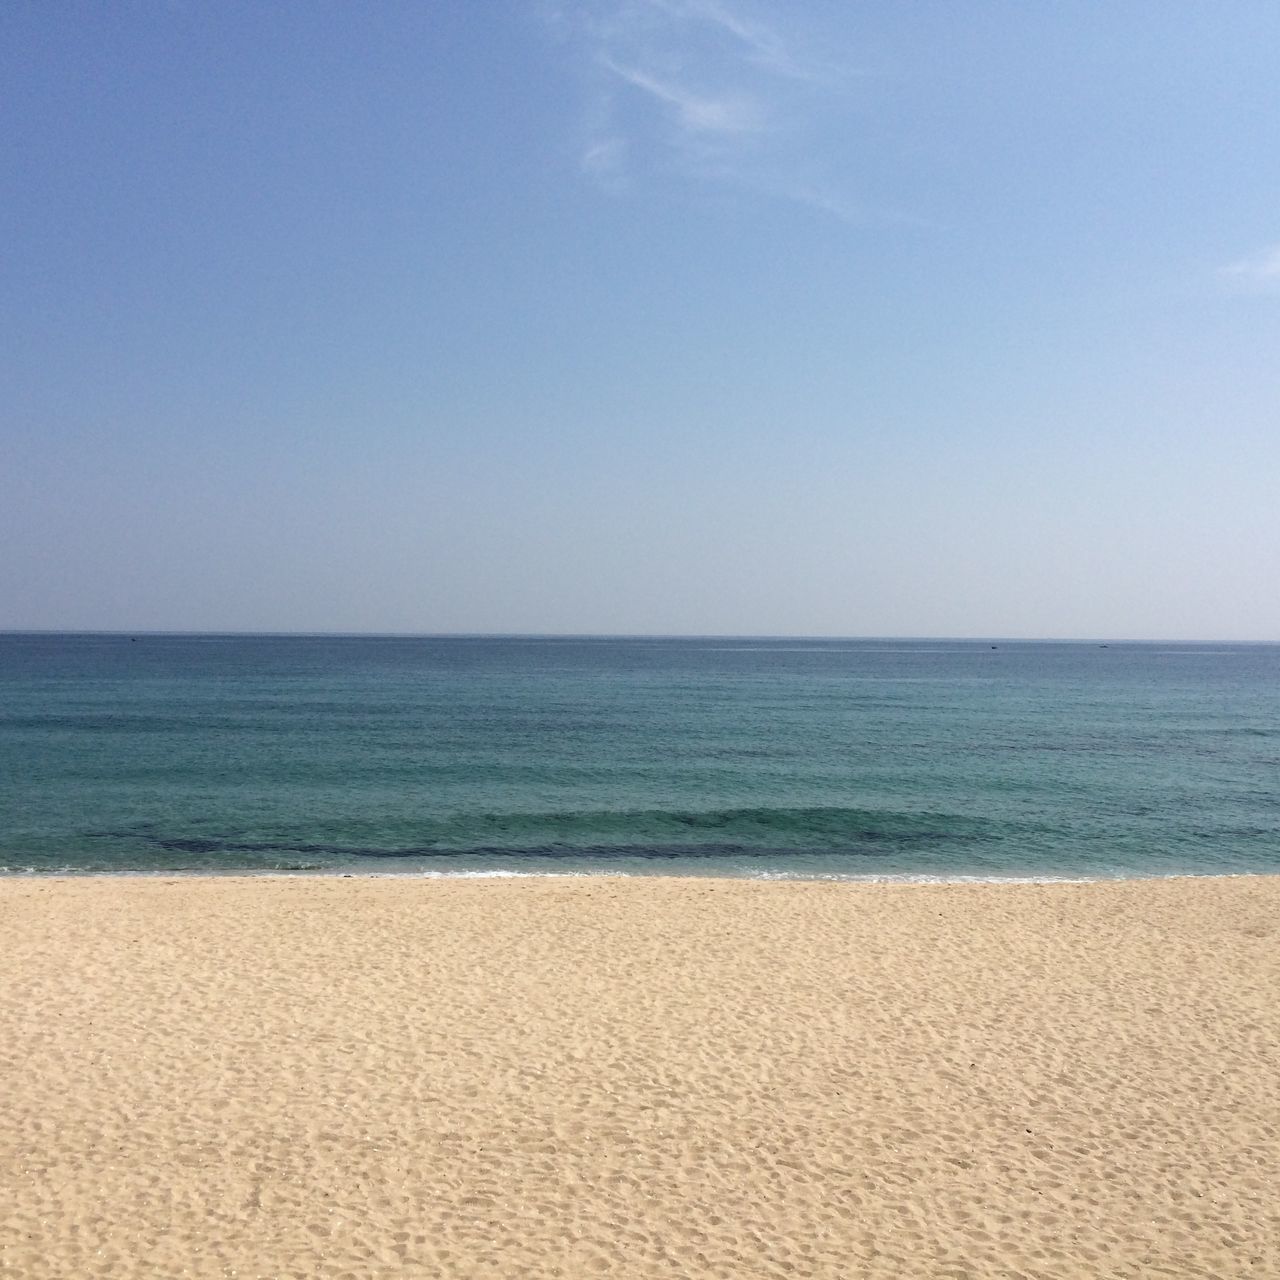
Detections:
[2, 875, 1279, 1279]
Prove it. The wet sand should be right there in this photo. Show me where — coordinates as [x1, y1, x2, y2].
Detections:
[2, 874, 1278, 1278]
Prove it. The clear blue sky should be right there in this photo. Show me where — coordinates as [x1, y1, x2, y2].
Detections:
[4, 1, 1278, 638]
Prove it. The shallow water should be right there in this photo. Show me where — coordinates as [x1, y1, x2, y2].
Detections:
[2, 634, 1277, 879]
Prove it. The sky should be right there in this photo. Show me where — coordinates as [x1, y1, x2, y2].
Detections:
[3, 1, 1279, 639]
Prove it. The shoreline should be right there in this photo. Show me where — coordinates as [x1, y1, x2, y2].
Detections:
[2, 866, 1274, 884]
[4, 873, 1279, 1277]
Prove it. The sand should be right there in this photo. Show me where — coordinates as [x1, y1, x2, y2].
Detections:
[2, 875, 1278, 1279]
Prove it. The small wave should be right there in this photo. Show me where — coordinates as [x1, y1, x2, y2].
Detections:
[747, 869, 1097, 885]
[86, 806, 1004, 864]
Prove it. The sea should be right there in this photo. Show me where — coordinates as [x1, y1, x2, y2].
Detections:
[1, 633, 1277, 881]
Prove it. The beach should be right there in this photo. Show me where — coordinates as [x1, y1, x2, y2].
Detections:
[2, 875, 1278, 1278]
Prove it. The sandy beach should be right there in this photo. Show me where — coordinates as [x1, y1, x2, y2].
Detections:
[2, 875, 1278, 1278]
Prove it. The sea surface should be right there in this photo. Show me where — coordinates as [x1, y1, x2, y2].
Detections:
[1, 633, 1278, 880]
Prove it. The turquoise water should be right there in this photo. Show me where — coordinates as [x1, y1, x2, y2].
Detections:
[2, 634, 1277, 879]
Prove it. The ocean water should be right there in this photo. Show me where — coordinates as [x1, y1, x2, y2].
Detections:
[1, 633, 1277, 880]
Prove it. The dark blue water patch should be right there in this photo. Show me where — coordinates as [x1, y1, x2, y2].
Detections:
[87, 805, 1011, 864]
[96, 834, 902, 862]
[97, 808, 998, 849]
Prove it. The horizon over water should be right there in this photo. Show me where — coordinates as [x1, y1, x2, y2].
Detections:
[2, 633, 1278, 881]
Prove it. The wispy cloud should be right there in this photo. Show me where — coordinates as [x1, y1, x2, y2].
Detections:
[1221, 243, 1280, 291]
[644, 0, 823, 83]
[601, 56, 763, 134]
[546, 0, 868, 221]
[581, 135, 628, 178]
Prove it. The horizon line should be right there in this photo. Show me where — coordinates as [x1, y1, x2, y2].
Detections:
[1, 629, 1275, 646]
